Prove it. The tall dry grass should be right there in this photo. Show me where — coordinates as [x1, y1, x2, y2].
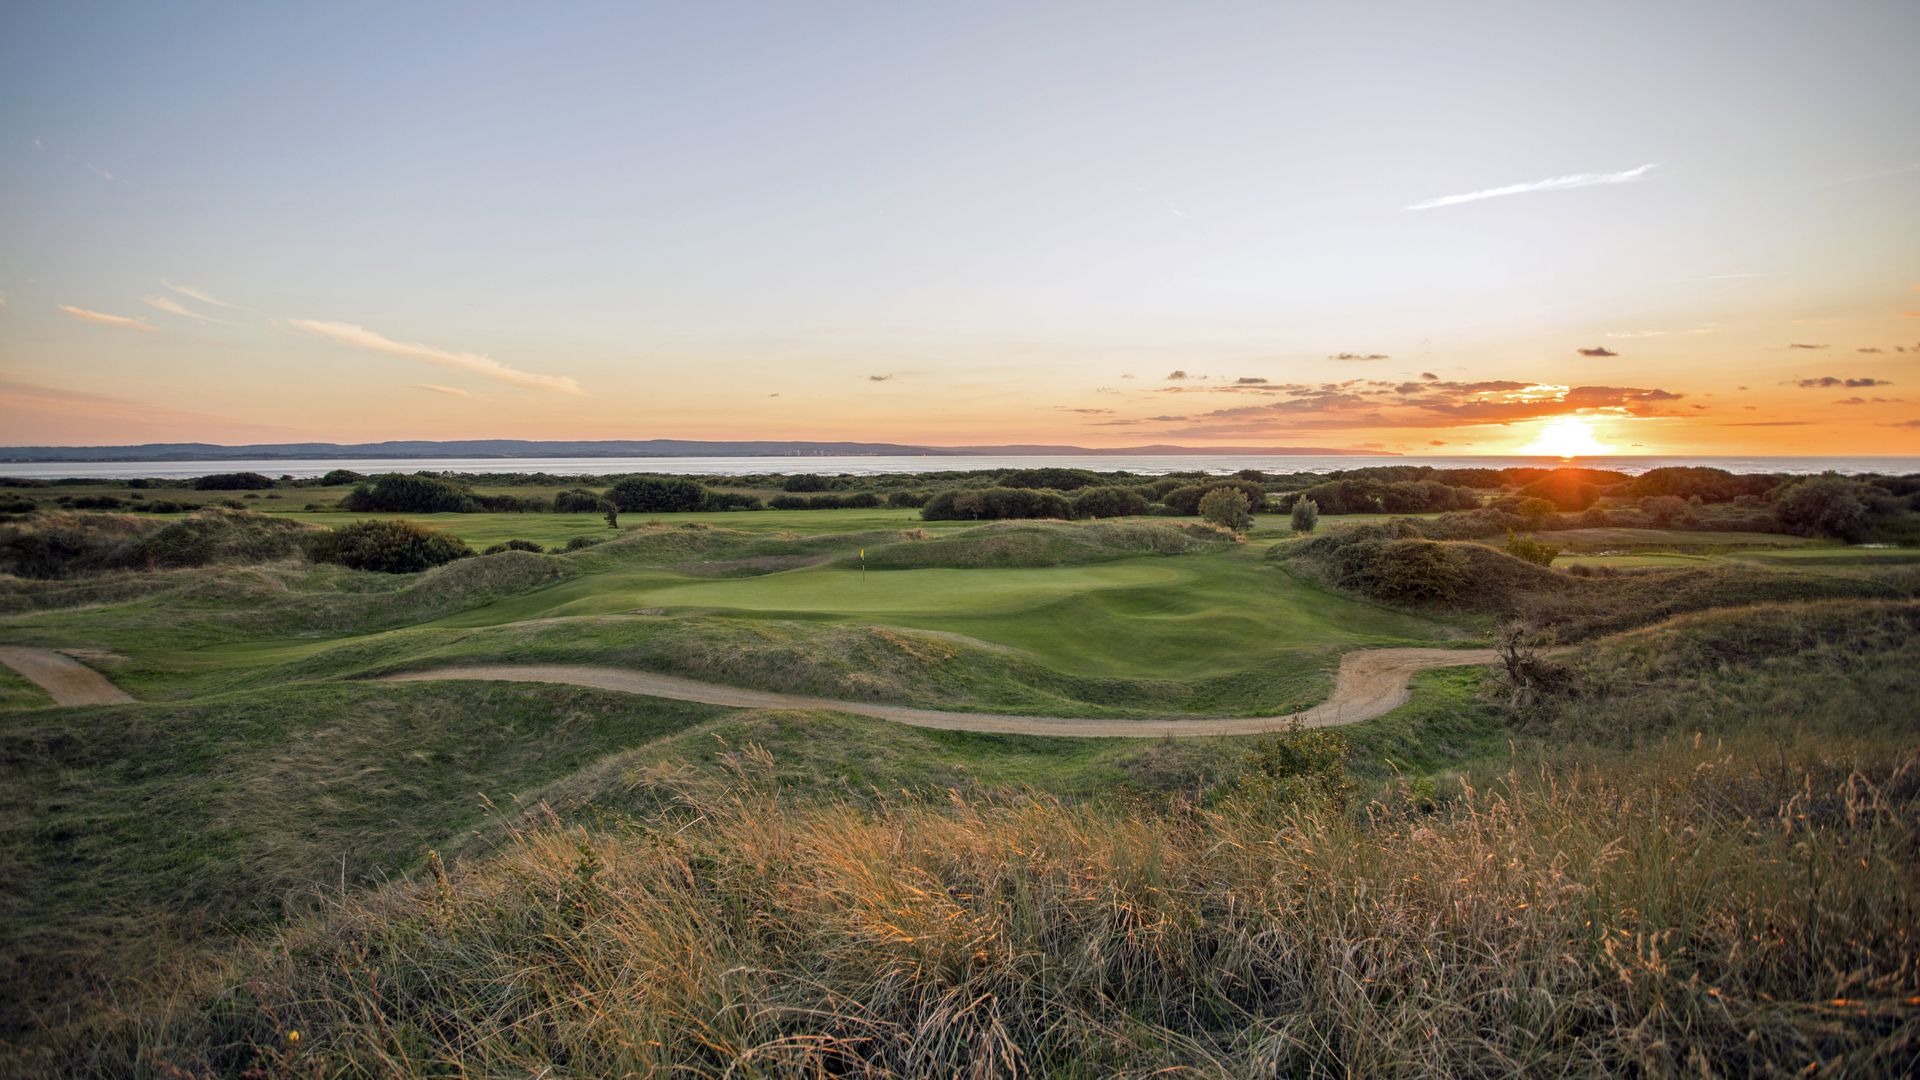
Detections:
[98, 732, 1919, 1078]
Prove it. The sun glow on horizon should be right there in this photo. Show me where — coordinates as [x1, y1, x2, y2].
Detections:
[1516, 415, 1614, 458]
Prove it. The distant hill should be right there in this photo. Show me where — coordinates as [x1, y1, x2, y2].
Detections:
[0, 439, 1396, 462]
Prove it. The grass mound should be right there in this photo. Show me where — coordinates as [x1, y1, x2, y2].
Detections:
[121, 508, 316, 568]
[0, 512, 164, 578]
[858, 520, 1231, 569]
[0, 510, 316, 580]
[1277, 523, 1920, 637]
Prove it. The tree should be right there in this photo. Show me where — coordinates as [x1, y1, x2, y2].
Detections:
[1198, 487, 1252, 532]
[604, 476, 705, 513]
[1163, 479, 1267, 515]
[603, 502, 619, 529]
[1290, 497, 1320, 534]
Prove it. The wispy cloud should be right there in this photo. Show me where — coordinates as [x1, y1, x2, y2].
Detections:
[1577, 347, 1618, 357]
[867, 373, 895, 382]
[58, 305, 156, 333]
[1405, 163, 1657, 211]
[162, 281, 237, 309]
[411, 383, 474, 398]
[288, 319, 583, 394]
[1788, 343, 1828, 350]
[142, 295, 225, 324]
[1329, 352, 1390, 361]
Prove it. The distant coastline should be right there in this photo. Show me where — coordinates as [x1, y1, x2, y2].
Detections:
[3, 452, 1916, 481]
[0, 439, 1394, 464]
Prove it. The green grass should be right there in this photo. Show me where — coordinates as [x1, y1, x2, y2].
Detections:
[0, 666, 48, 711]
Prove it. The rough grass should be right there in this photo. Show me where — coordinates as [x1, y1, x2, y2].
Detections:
[86, 736, 1917, 1076]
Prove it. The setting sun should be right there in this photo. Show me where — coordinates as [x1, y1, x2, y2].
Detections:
[1517, 415, 1614, 458]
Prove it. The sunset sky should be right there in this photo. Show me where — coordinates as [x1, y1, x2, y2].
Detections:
[2, 0, 1916, 455]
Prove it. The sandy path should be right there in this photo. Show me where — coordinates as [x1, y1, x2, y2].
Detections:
[0, 645, 135, 707]
[381, 647, 1499, 738]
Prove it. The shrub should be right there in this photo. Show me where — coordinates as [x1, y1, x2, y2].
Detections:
[921, 487, 1074, 521]
[1770, 475, 1895, 542]
[1517, 470, 1601, 511]
[1324, 536, 1474, 604]
[1485, 495, 1557, 527]
[767, 495, 811, 510]
[191, 472, 275, 491]
[317, 469, 365, 486]
[1234, 725, 1355, 810]
[1290, 497, 1320, 534]
[1629, 466, 1778, 503]
[1285, 478, 1479, 515]
[996, 467, 1105, 491]
[67, 495, 126, 510]
[552, 488, 605, 513]
[1503, 531, 1560, 567]
[1071, 485, 1151, 519]
[605, 477, 705, 514]
[887, 490, 928, 509]
[1198, 487, 1252, 532]
[563, 535, 606, 551]
[1638, 494, 1697, 528]
[305, 519, 472, 573]
[480, 539, 545, 555]
[699, 490, 764, 512]
[781, 474, 833, 492]
[342, 474, 474, 513]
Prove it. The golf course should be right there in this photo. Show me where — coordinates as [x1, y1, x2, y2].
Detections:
[2, 476, 1917, 1076]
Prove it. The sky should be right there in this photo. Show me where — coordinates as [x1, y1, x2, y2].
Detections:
[1, 0, 1917, 456]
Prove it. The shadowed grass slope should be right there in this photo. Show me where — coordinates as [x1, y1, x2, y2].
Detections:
[0, 681, 728, 1048]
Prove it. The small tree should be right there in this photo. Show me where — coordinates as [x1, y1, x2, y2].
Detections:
[602, 502, 619, 529]
[1198, 488, 1252, 532]
[1503, 531, 1559, 567]
[1290, 497, 1320, 534]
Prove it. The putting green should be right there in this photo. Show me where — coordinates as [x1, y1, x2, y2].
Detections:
[420, 552, 1456, 678]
